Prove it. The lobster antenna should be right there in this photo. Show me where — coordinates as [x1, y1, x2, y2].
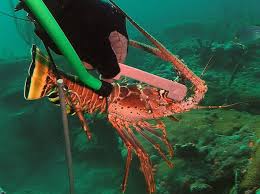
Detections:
[187, 54, 215, 92]
[199, 54, 215, 78]
[196, 102, 247, 109]
[0, 10, 30, 21]
[108, 0, 173, 59]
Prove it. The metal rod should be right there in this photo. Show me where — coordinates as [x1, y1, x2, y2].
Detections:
[57, 79, 75, 194]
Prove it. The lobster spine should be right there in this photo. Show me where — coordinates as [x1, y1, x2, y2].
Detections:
[131, 30, 208, 111]
[172, 56, 207, 111]
[52, 73, 108, 114]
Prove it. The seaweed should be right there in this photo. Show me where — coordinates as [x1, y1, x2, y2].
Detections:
[240, 123, 260, 191]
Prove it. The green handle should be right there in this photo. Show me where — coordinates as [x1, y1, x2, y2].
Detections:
[24, 0, 102, 90]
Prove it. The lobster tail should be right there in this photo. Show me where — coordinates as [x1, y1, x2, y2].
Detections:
[24, 45, 54, 100]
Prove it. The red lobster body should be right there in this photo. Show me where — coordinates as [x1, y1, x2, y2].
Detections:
[25, 46, 207, 193]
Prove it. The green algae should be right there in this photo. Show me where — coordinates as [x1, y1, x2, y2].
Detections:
[151, 110, 259, 194]
[240, 117, 260, 190]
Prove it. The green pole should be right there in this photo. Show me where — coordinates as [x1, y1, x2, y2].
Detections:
[24, 0, 102, 90]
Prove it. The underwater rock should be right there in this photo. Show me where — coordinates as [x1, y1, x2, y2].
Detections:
[177, 47, 194, 58]
[238, 145, 252, 155]
[162, 22, 211, 42]
[150, 154, 160, 164]
[244, 187, 260, 194]
[153, 110, 258, 194]
[72, 116, 121, 162]
[0, 187, 6, 194]
[235, 25, 260, 44]
[174, 143, 201, 158]
[211, 41, 246, 55]
[190, 181, 212, 194]
[240, 116, 260, 191]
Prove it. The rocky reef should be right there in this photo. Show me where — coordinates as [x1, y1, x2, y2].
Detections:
[148, 109, 259, 194]
[126, 22, 260, 193]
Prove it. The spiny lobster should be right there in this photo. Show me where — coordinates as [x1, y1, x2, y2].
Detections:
[24, 37, 207, 193]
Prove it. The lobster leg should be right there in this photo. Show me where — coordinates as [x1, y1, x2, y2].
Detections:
[137, 121, 175, 162]
[122, 146, 133, 192]
[63, 89, 92, 140]
[108, 118, 137, 193]
[109, 115, 155, 194]
[138, 121, 174, 158]
[124, 122, 155, 193]
[155, 120, 174, 157]
[129, 40, 168, 61]
[133, 124, 173, 168]
[74, 108, 92, 140]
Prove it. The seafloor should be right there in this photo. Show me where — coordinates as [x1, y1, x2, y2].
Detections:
[0, 21, 259, 194]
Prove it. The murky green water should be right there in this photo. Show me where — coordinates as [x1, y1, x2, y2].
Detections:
[0, 1, 259, 194]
